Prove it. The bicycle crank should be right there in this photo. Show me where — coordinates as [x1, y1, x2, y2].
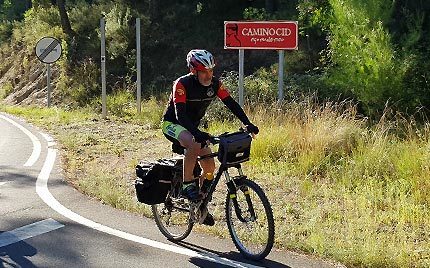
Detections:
[189, 200, 208, 224]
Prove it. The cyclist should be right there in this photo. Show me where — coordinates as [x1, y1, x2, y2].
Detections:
[162, 49, 259, 225]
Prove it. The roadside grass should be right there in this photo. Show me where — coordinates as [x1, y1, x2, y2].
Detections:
[1, 99, 429, 268]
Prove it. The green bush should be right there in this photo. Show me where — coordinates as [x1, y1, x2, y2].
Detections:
[401, 51, 430, 110]
[138, 96, 165, 129]
[0, 21, 13, 44]
[58, 59, 100, 106]
[106, 90, 134, 117]
[12, 6, 65, 54]
[0, 81, 13, 100]
[324, 0, 403, 115]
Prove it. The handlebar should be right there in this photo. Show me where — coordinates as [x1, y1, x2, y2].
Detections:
[207, 128, 253, 145]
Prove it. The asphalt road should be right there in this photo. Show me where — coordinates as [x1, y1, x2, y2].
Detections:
[0, 112, 344, 268]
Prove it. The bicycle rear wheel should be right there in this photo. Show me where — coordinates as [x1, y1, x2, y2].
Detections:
[152, 194, 193, 241]
[225, 178, 275, 260]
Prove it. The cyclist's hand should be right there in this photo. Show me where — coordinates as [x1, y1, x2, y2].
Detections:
[194, 131, 211, 143]
[246, 123, 259, 135]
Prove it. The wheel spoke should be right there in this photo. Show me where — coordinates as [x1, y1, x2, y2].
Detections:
[152, 197, 193, 241]
[225, 179, 275, 260]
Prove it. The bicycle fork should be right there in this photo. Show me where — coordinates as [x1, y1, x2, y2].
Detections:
[224, 170, 257, 222]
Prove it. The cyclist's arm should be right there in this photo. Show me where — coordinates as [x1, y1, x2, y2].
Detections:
[173, 80, 201, 136]
[217, 82, 251, 125]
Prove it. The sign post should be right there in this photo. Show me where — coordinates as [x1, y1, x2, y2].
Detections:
[224, 21, 298, 104]
[35, 37, 62, 107]
[238, 49, 244, 107]
[136, 17, 142, 114]
[47, 64, 51, 106]
[278, 50, 285, 103]
[101, 17, 107, 119]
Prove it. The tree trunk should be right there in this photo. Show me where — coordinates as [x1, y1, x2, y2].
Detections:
[56, 0, 74, 37]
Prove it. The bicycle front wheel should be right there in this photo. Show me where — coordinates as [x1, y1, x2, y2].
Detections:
[225, 178, 275, 260]
[152, 196, 193, 241]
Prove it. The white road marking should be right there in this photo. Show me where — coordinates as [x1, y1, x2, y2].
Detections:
[0, 114, 41, 167]
[36, 147, 262, 268]
[4, 114, 263, 268]
[0, 218, 64, 248]
[40, 132, 56, 147]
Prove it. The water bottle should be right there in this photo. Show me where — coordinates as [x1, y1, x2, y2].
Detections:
[201, 172, 214, 193]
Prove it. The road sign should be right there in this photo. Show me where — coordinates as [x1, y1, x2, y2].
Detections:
[35, 37, 62, 64]
[224, 21, 298, 50]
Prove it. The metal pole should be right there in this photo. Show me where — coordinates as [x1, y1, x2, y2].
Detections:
[136, 18, 141, 114]
[238, 49, 244, 107]
[278, 50, 284, 104]
[46, 64, 51, 107]
[101, 17, 107, 118]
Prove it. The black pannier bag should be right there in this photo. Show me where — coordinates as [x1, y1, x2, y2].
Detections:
[135, 159, 178, 205]
[218, 132, 252, 166]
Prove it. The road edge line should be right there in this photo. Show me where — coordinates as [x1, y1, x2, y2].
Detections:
[0, 114, 41, 167]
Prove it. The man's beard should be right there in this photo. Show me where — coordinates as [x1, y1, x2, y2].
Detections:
[199, 77, 212, 86]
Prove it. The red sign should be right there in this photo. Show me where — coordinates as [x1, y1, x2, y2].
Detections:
[224, 21, 298, 50]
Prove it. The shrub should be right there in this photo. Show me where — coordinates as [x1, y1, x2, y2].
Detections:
[0, 81, 13, 100]
[106, 90, 134, 117]
[12, 6, 65, 53]
[324, 0, 403, 115]
[138, 96, 165, 129]
[0, 21, 13, 44]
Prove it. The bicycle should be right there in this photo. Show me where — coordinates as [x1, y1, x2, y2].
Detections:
[151, 129, 275, 260]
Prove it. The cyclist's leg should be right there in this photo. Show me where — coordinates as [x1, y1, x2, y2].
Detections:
[161, 121, 201, 183]
[178, 131, 202, 182]
[198, 146, 215, 186]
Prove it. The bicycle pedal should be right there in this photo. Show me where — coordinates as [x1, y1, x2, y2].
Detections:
[198, 207, 208, 224]
[189, 201, 200, 223]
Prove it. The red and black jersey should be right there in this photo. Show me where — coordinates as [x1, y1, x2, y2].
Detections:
[163, 73, 230, 128]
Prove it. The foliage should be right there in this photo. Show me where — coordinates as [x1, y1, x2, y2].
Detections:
[0, 0, 29, 21]
[0, 0, 429, 116]
[0, 81, 13, 99]
[58, 58, 100, 107]
[243, 7, 270, 20]
[12, 5, 65, 53]
[324, 0, 430, 115]
[105, 89, 134, 117]
[0, 20, 12, 43]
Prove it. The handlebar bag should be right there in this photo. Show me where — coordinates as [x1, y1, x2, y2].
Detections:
[218, 132, 252, 166]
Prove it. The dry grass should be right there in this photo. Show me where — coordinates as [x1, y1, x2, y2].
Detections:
[2, 98, 430, 267]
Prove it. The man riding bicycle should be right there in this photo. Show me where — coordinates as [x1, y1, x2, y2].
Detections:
[162, 49, 259, 225]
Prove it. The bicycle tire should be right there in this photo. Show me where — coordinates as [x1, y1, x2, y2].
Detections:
[225, 178, 275, 260]
[152, 191, 194, 241]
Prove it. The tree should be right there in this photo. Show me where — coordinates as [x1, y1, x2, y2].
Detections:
[56, 0, 74, 37]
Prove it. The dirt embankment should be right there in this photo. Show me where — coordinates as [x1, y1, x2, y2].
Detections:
[0, 45, 60, 106]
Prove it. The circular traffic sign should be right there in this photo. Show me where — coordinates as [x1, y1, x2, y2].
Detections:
[35, 37, 62, 64]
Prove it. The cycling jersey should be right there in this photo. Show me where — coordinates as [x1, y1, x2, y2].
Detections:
[163, 73, 230, 132]
[162, 73, 251, 139]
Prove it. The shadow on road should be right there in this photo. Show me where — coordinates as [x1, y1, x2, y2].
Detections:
[176, 240, 291, 268]
[0, 232, 37, 268]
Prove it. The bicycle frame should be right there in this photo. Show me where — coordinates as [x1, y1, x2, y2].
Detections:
[196, 151, 256, 223]
[152, 131, 275, 260]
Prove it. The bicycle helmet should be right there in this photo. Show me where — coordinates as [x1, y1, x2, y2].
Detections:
[186, 49, 216, 71]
